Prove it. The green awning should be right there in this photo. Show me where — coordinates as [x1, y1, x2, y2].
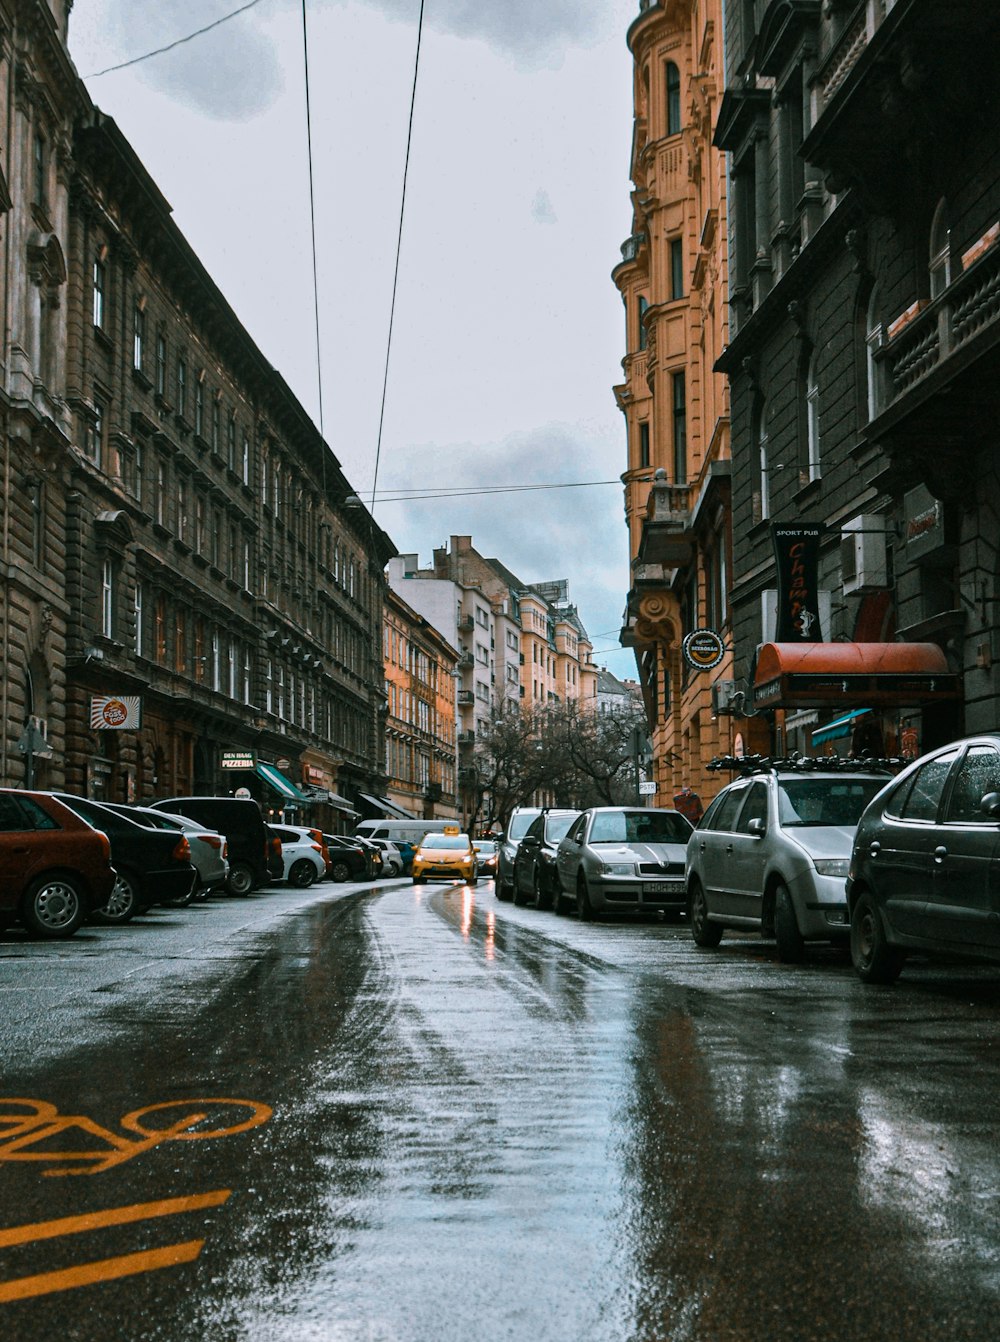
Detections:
[812, 708, 871, 746]
[255, 761, 308, 801]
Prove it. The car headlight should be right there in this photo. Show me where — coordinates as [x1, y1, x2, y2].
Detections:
[812, 858, 850, 877]
[601, 862, 635, 877]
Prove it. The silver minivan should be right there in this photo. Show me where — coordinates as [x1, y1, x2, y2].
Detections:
[686, 765, 890, 961]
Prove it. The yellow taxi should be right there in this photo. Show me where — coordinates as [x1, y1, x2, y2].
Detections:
[411, 825, 478, 886]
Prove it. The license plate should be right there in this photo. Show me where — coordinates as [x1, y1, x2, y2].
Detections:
[644, 881, 684, 896]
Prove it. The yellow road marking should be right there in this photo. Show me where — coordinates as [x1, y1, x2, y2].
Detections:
[0, 1189, 231, 1249]
[0, 1240, 205, 1303]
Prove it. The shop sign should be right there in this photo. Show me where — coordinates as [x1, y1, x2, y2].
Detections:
[770, 524, 824, 641]
[681, 628, 726, 671]
[221, 751, 256, 770]
[90, 695, 142, 730]
[304, 765, 327, 784]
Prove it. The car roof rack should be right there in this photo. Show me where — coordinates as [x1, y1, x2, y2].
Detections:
[707, 753, 905, 777]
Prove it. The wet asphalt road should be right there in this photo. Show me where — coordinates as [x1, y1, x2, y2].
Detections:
[2, 876, 1000, 1341]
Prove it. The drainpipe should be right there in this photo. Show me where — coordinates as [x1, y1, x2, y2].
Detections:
[0, 20, 17, 784]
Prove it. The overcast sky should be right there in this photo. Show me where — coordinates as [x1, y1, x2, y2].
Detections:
[69, 0, 639, 676]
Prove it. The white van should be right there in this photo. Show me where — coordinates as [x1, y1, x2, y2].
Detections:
[354, 818, 458, 848]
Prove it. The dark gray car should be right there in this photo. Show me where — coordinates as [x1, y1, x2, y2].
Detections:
[554, 807, 692, 919]
[847, 735, 1000, 983]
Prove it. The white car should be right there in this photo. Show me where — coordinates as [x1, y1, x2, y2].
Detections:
[106, 803, 229, 901]
[267, 824, 328, 888]
[367, 838, 406, 875]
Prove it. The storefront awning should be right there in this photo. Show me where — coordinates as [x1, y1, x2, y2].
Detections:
[358, 792, 414, 819]
[812, 708, 871, 745]
[754, 643, 960, 709]
[256, 761, 308, 801]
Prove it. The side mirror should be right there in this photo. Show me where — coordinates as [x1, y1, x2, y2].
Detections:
[747, 818, 766, 838]
[980, 792, 1000, 818]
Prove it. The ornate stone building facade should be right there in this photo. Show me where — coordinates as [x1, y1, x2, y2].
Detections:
[715, 0, 1000, 758]
[613, 0, 733, 801]
[1, 2, 394, 823]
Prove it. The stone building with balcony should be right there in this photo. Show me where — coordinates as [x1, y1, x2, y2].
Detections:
[612, 0, 732, 802]
[383, 585, 458, 822]
[715, 0, 999, 757]
[0, 4, 395, 821]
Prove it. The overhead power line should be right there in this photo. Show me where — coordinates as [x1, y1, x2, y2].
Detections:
[83, 0, 270, 79]
[301, 0, 325, 438]
[370, 0, 425, 513]
[367, 478, 621, 504]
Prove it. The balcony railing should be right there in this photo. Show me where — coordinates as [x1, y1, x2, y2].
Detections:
[875, 243, 1000, 408]
[813, 0, 892, 119]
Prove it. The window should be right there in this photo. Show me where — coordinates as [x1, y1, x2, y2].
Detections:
[735, 783, 768, 834]
[929, 198, 952, 300]
[211, 631, 220, 691]
[30, 477, 44, 570]
[241, 434, 250, 485]
[177, 356, 187, 418]
[155, 333, 166, 397]
[666, 62, 681, 136]
[87, 401, 105, 466]
[154, 594, 166, 662]
[895, 750, 960, 822]
[132, 301, 145, 371]
[638, 295, 649, 352]
[944, 747, 1000, 824]
[672, 372, 687, 484]
[33, 131, 46, 209]
[155, 459, 167, 527]
[864, 286, 882, 423]
[228, 414, 237, 471]
[639, 421, 650, 469]
[806, 352, 820, 481]
[194, 374, 204, 437]
[753, 400, 770, 522]
[133, 441, 143, 507]
[92, 257, 106, 329]
[134, 582, 144, 656]
[175, 608, 187, 674]
[211, 396, 221, 454]
[176, 475, 187, 543]
[670, 237, 684, 300]
[100, 560, 114, 638]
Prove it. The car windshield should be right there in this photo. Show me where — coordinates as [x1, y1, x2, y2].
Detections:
[507, 813, 538, 841]
[422, 835, 469, 850]
[545, 815, 578, 842]
[777, 778, 884, 827]
[588, 810, 691, 844]
[472, 841, 495, 853]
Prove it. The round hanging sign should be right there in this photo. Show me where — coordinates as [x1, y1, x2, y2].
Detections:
[681, 628, 726, 671]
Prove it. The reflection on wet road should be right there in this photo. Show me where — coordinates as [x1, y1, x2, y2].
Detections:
[2, 880, 1000, 1340]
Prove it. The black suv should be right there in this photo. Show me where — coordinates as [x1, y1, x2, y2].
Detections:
[150, 796, 278, 894]
[848, 735, 1000, 983]
[512, 809, 580, 909]
[50, 794, 197, 924]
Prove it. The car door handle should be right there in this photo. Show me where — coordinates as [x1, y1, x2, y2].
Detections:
[869, 841, 880, 857]
[725, 844, 733, 855]
[699, 841, 706, 853]
[934, 845, 948, 863]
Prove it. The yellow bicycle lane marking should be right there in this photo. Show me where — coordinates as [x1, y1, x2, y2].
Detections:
[0, 1191, 232, 1303]
[0, 1099, 273, 1302]
[0, 1098, 272, 1176]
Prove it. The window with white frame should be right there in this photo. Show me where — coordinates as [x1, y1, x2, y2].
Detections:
[101, 559, 114, 638]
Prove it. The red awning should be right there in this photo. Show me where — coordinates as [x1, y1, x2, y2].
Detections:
[753, 642, 960, 709]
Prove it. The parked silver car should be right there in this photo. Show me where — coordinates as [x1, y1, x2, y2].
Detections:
[103, 803, 228, 902]
[686, 764, 890, 961]
[496, 808, 542, 902]
[554, 806, 692, 919]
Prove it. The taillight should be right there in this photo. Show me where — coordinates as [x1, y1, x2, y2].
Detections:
[270, 836, 282, 856]
[98, 833, 112, 861]
[173, 836, 191, 861]
[222, 841, 229, 859]
[308, 829, 324, 844]
[311, 844, 323, 854]
[200, 835, 223, 850]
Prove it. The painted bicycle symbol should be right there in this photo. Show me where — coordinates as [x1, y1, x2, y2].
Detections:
[0, 1098, 272, 1177]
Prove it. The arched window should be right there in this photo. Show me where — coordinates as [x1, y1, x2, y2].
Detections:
[666, 62, 682, 136]
[929, 198, 952, 299]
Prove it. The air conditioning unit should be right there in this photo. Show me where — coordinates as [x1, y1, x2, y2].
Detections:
[841, 515, 888, 595]
[711, 680, 738, 716]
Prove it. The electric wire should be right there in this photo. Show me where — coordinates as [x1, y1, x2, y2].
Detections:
[83, 0, 270, 79]
[370, 0, 425, 513]
[369, 478, 621, 503]
[301, 0, 325, 439]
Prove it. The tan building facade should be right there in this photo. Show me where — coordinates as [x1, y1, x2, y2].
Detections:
[383, 587, 458, 822]
[613, 0, 735, 804]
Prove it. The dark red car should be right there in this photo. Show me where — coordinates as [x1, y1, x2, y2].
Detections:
[0, 789, 116, 938]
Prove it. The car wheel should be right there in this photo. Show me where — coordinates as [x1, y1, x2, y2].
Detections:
[226, 862, 254, 897]
[496, 879, 513, 902]
[552, 876, 565, 916]
[331, 859, 351, 884]
[576, 874, 595, 922]
[773, 883, 805, 963]
[851, 890, 905, 984]
[689, 879, 723, 948]
[512, 872, 528, 906]
[289, 859, 317, 888]
[469, 874, 478, 888]
[534, 870, 552, 911]
[91, 871, 140, 925]
[162, 885, 196, 908]
[21, 874, 86, 938]
[412, 874, 425, 885]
